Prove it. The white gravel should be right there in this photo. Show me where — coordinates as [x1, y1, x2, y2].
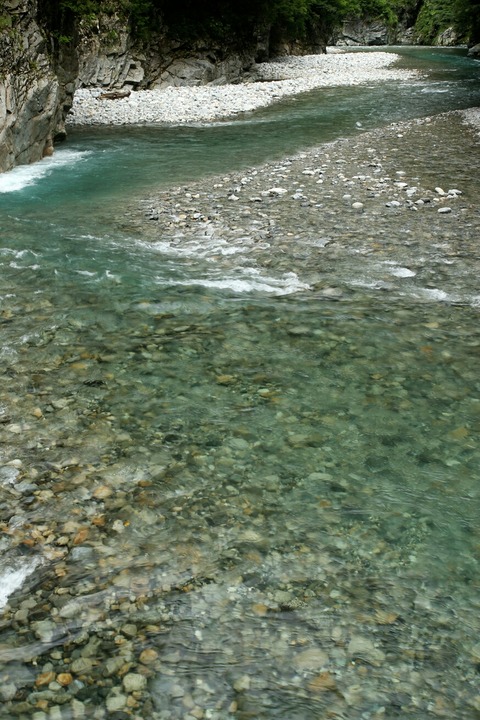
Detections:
[67, 51, 419, 127]
[462, 107, 480, 135]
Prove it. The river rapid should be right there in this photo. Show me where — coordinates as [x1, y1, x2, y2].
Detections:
[0, 48, 479, 719]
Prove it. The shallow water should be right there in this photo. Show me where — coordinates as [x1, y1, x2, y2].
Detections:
[0, 47, 479, 719]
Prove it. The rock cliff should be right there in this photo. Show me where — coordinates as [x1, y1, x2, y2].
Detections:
[74, 13, 256, 90]
[0, 0, 66, 172]
[333, 19, 463, 46]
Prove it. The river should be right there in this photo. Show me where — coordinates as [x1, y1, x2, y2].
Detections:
[0, 47, 479, 719]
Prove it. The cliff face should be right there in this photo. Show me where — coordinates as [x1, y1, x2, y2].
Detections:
[334, 18, 464, 46]
[74, 13, 326, 90]
[74, 13, 256, 90]
[0, 0, 474, 174]
[0, 0, 65, 172]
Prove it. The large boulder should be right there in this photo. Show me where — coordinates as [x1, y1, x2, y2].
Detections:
[436, 27, 462, 46]
[336, 20, 390, 46]
[468, 43, 480, 57]
[152, 52, 250, 88]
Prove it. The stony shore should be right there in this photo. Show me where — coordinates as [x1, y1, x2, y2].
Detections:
[462, 106, 480, 134]
[125, 107, 480, 302]
[68, 50, 419, 126]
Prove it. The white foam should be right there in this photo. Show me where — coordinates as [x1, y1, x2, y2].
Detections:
[0, 149, 91, 193]
[9, 262, 41, 270]
[419, 288, 450, 301]
[0, 345, 18, 360]
[135, 236, 252, 261]
[160, 270, 310, 295]
[349, 279, 385, 289]
[420, 86, 450, 94]
[388, 266, 416, 278]
[0, 559, 40, 610]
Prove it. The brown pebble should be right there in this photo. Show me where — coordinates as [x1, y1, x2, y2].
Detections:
[251, 603, 268, 617]
[69, 362, 88, 371]
[73, 528, 89, 545]
[57, 672, 73, 686]
[215, 374, 236, 385]
[139, 648, 159, 665]
[308, 671, 337, 693]
[35, 671, 56, 686]
[375, 609, 399, 625]
[92, 485, 113, 499]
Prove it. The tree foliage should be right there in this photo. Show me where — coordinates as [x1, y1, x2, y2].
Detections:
[38, 0, 480, 48]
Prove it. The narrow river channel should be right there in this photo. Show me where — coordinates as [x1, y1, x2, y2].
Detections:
[0, 47, 479, 719]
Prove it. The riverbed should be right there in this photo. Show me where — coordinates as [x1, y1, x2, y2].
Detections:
[0, 47, 479, 720]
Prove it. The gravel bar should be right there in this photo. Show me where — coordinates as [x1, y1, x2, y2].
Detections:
[68, 51, 419, 126]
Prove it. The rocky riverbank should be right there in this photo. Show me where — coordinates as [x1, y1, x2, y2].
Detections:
[68, 51, 419, 126]
[124, 107, 480, 302]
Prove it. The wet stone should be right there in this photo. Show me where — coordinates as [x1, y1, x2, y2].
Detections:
[347, 636, 385, 666]
[122, 673, 147, 692]
[293, 648, 329, 671]
[70, 658, 93, 675]
[106, 692, 127, 712]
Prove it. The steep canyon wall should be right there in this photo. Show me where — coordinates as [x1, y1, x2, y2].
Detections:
[0, 0, 66, 172]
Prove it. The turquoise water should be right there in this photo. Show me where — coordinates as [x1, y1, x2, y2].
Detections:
[0, 47, 479, 719]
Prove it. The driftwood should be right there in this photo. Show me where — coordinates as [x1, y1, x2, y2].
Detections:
[99, 90, 131, 100]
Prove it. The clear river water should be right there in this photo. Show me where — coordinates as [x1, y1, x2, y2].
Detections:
[0, 47, 479, 719]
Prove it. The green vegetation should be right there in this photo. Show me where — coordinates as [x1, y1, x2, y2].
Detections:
[453, 0, 480, 41]
[35, 0, 480, 51]
[414, 0, 453, 41]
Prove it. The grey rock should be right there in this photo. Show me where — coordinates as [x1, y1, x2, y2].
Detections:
[122, 672, 147, 692]
[106, 692, 127, 712]
[293, 648, 329, 670]
[33, 619, 57, 643]
[348, 635, 385, 665]
[336, 19, 390, 46]
[103, 657, 125, 677]
[70, 657, 93, 674]
[0, 466, 21, 485]
[0, 682, 17, 701]
[0, 1, 65, 172]
[436, 27, 462, 46]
